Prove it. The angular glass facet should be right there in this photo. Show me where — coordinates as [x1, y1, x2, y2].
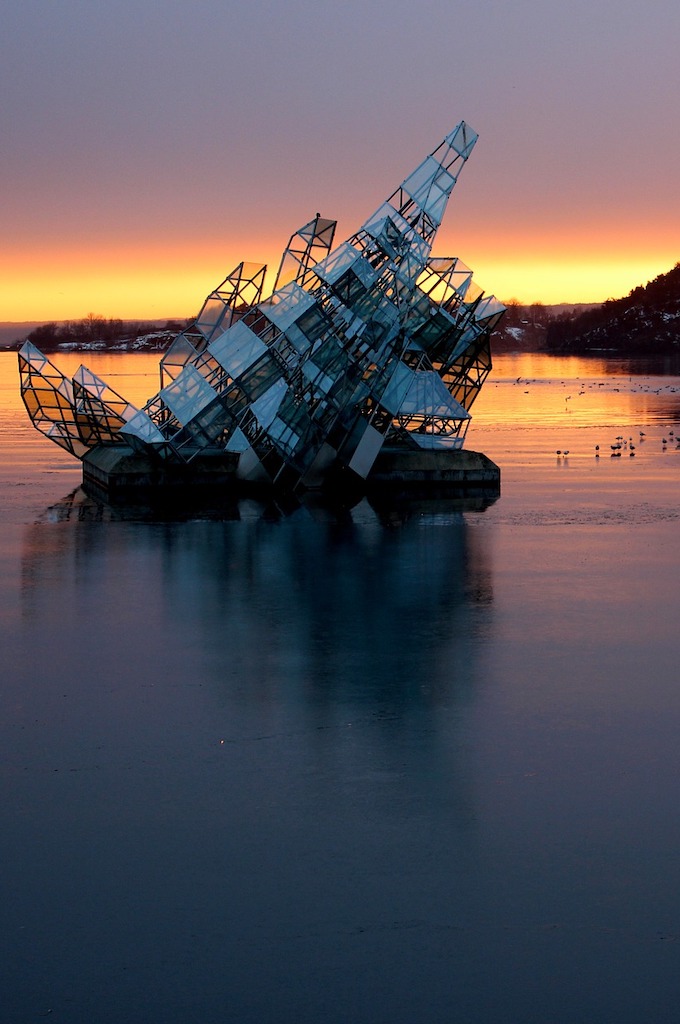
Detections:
[209, 322, 267, 378]
[160, 364, 217, 423]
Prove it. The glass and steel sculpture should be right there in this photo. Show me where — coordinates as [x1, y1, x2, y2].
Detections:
[19, 121, 505, 490]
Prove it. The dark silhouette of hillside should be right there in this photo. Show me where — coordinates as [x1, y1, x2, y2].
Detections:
[545, 263, 680, 354]
[490, 301, 600, 352]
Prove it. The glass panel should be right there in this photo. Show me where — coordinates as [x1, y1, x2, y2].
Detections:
[409, 431, 464, 451]
[401, 371, 470, 418]
[73, 365, 138, 422]
[196, 296, 227, 339]
[259, 281, 315, 332]
[302, 359, 335, 396]
[160, 364, 217, 423]
[401, 155, 442, 205]
[209, 321, 267, 379]
[380, 361, 414, 415]
[239, 354, 283, 402]
[160, 334, 200, 385]
[266, 416, 300, 454]
[295, 304, 329, 344]
[352, 256, 378, 289]
[225, 426, 251, 453]
[362, 204, 413, 246]
[313, 241, 360, 285]
[311, 336, 347, 375]
[444, 121, 478, 160]
[421, 187, 448, 223]
[474, 295, 506, 321]
[121, 410, 166, 445]
[250, 379, 288, 430]
[347, 423, 384, 479]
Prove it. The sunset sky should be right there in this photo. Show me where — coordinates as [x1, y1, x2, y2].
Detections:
[2, 0, 679, 323]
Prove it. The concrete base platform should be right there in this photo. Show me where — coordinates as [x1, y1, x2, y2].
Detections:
[82, 445, 239, 502]
[81, 443, 500, 503]
[368, 446, 500, 489]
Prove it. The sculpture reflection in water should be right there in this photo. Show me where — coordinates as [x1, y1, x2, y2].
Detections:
[22, 489, 494, 706]
[36, 480, 498, 526]
[19, 121, 504, 492]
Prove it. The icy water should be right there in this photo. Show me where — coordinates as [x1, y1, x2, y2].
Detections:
[2, 350, 680, 1023]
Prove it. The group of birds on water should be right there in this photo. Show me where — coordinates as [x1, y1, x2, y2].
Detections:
[506, 374, 680, 461]
[555, 429, 680, 459]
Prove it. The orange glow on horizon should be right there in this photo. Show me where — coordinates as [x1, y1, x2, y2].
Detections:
[1, 233, 677, 322]
[472, 255, 679, 307]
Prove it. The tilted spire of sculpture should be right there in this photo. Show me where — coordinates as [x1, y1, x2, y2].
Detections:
[19, 121, 505, 491]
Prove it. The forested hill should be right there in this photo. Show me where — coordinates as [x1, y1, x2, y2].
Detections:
[2, 316, 189, 352]
[545, 263, 680, 354]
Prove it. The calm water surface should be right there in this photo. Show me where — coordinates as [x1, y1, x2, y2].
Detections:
[1, 351, 680, 1023]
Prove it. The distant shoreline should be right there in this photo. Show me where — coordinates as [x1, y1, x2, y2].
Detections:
[0, 319, 182, 350]
[2, 304, 599, 353]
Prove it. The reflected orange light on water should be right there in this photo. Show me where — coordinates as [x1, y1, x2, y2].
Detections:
[473, 353, 680, 431]
[3, 351, 680, 526]
[0, 352, 162, 419]
[464, 351, 680, 511]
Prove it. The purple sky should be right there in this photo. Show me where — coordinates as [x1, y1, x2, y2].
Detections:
[2, 0, 679, 319]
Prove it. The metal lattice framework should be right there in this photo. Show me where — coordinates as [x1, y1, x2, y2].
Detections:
[19, 121, 505, 489]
